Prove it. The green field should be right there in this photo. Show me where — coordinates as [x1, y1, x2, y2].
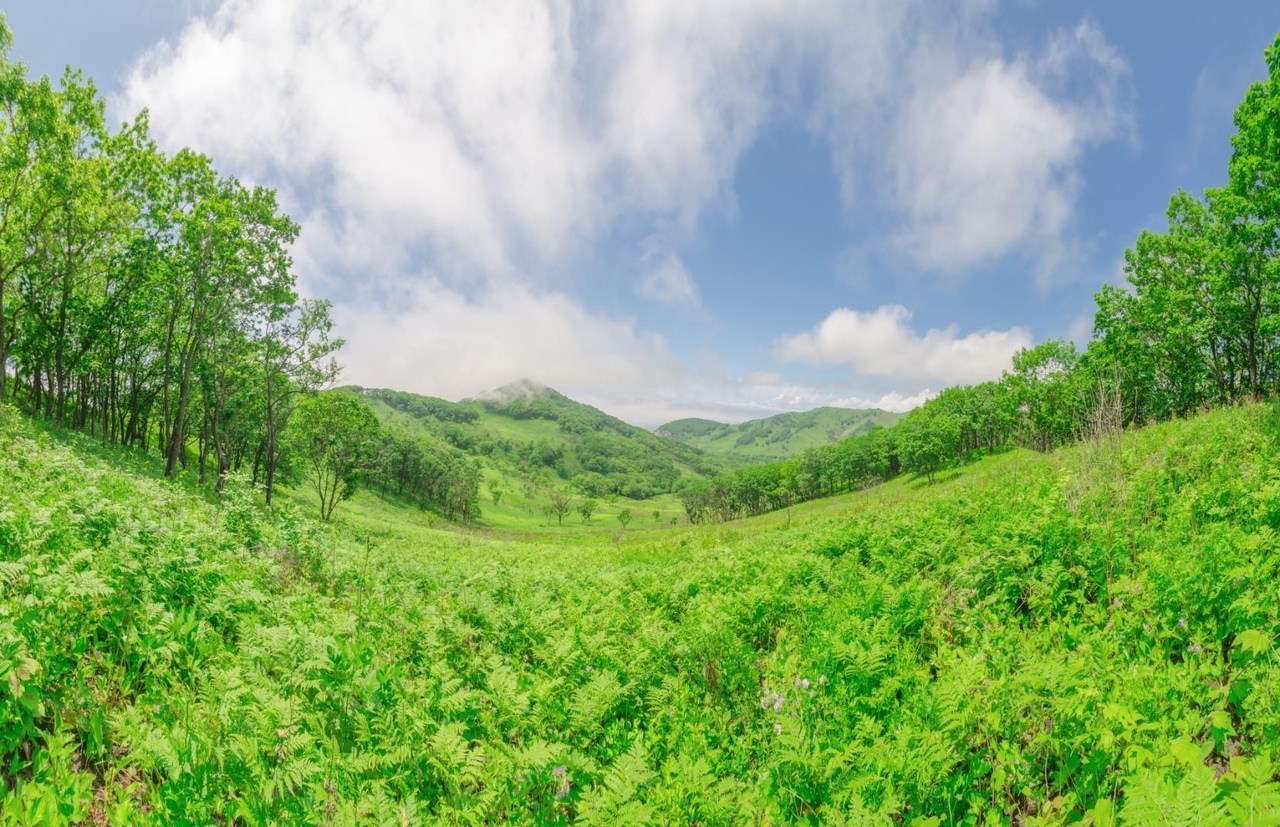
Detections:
[5, 401, 1280, 824]
[657, 407, 903, 464]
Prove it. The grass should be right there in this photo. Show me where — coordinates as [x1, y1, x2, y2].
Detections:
[3, 402, 1280, 824]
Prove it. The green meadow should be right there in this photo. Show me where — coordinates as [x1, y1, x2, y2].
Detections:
[5, 401, 1280, 824]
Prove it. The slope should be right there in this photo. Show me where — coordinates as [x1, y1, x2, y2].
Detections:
[344, 381, 733, 528]
[657, 406, 902, 463]
[6, 401, 1280, 823]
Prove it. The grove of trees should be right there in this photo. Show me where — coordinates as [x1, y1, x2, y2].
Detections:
[0, 22, 340, 503]
[0, 23, 483, 525]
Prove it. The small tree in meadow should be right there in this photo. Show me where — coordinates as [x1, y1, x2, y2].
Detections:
[617, 508, 632, 530]
[546, 490, 572, 526]
[577, 498, 597, 524]
[284, 392, 381, 520]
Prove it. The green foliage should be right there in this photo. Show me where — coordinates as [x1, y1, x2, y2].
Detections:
[11, 375, 1280, 822]
[285, 391, 381, 520]
[352, 383, 730, 509]
[11, 20, 1280, 827]
[658, 407, 905, 464]
[895, 407, 962, 484]
[0, 26, 340, 508]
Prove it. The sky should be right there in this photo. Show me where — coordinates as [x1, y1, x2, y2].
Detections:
[6, 1, 1278, 427]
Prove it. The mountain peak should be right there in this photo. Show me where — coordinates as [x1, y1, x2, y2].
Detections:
[470, 378, 558, 405]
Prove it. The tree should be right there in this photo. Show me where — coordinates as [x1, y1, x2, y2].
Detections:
[1004, 340, 1087, 452]
[489, 481, 503, 505]
[577, 498, 597, 524]
[253, 297, 342, 504]
[284, 392, 380, 520]
[616, 508, 632, 530]
[545, 490, 571, 526]
[896, 408, 961, 484]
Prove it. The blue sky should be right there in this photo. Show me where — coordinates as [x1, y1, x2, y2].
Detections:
[7, 1, 1278, 426]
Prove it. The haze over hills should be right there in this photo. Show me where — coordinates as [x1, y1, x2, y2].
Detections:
[657, 406, 903, 463]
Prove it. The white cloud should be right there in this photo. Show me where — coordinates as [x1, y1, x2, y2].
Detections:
[774, 304, 1031, 385]
[123, 2, 1128, 284]
[637, 254, 700, 307]
[832, 389, 935, 413]
[337, 280, 681, 403]
[118, 2, 1129, 422]
[122, 0, 800, 280]
[814, 17, 1132, 279]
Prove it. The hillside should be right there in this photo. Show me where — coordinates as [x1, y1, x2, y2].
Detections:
[6, 402, 1280, 822]
[344, 382, 733, 525]
[657, 406, 902, 463]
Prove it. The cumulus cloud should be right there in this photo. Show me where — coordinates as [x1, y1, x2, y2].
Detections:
[119, 1, 1125, 420]
[832, 389, 935, 413]
[774, 304, 1031, 385]
[122, 0, 798, 280]
[883, 20, 1131, 277]
[123, 1, 1129, 283]
[337, 280, 681, 403]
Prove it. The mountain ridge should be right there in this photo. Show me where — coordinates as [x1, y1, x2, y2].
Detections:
[657, 405, 904, 463]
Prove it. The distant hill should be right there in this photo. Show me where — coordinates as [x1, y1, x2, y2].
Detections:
[657, 406, 903, 463]
[345, 381, 733, 502]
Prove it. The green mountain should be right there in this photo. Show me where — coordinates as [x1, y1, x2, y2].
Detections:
[346, 380, 733, 508]
[657, 406, 903, 463]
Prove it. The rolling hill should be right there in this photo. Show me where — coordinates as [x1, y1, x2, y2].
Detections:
[657, 405, 902, 463]
[343, 381, 734, 526]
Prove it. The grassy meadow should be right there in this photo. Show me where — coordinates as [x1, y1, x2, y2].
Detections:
[4, 402, 1280, 824]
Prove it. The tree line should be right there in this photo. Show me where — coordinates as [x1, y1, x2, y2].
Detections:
[0, 22, 342, 504]
[683, 34, 1280, 524]
[0, 22, 481, 523]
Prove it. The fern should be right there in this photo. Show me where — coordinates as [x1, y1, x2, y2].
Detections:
[1223, 755, 1280, 827]
[576, 740, 656, 826]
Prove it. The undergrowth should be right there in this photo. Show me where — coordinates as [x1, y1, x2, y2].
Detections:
[2, 403, 1280, 824]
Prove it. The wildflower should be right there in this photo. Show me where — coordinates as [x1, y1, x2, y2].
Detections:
[1188, 643, 1202, 654]
[774, 722, 782, 735]
[585, 665, 593, 673]
[760, 688, 787, 712]
[1178, 617, 1187, 629]
[818, 675, 827, 686]
[552, 765, 570, 800]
